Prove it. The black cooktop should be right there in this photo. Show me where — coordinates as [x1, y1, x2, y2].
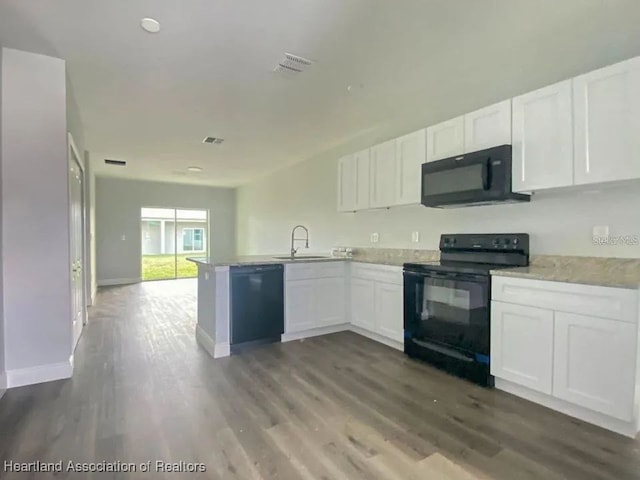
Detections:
[404, 233, 530, 276]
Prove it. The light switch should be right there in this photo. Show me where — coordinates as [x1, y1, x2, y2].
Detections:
[412, 231, 420, 243]
[121, 234, 126, 241]
[370, 233, 379, 243]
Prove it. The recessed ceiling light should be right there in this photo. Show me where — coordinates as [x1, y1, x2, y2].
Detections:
[187, 166, 203, 173]
[141, 18, 161, 33]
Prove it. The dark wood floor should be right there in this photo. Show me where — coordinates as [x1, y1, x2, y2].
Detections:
[1, 279, 639, 479]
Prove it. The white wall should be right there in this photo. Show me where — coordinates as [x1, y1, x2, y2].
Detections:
[0, 47, 5, 396]
[96, 177, 236, 284]
[1, 48, 73, 382]
[237, 146, 640, 259]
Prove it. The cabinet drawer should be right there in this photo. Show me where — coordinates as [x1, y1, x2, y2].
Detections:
[286, 261, 345, 281]
[492, 276, 638, 323]
[351, 262, 402, 285]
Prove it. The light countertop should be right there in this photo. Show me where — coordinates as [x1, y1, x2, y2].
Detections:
[491, 256, 640, 290]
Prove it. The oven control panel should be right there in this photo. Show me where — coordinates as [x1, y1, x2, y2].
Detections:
[440, 233, 529, 252]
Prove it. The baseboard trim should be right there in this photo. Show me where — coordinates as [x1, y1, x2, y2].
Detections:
[6, 359, 73, 388]
[281, 324, 350, 342]
[348, 325, 404, 351]
[495, 378, 639, 439]
[196, 325, 230, 359]
[97, 277, 141, 287]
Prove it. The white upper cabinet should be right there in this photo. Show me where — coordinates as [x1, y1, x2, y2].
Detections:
[426, 116, 464, 162]
[369, 139, 397, 208]
[353, 149, 371, 211]
[512, 80, 574, 192]
[394, 129, 426, 206]
[337, 154, 356, 212]
[464, 100, 512, 152]
[573, 56, 640, 185]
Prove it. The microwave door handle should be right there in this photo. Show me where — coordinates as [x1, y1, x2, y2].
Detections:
[481, 159, 491, 190]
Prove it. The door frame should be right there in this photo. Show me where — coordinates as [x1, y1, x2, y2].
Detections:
[68, 133, 88, 350]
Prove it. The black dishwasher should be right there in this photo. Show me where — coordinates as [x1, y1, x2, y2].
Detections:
[230, 264, 284, 354]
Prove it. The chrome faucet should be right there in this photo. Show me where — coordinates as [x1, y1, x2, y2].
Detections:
[290, 225, 309, 258]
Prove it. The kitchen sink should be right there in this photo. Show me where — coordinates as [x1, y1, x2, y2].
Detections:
[272, 255, 330, 260]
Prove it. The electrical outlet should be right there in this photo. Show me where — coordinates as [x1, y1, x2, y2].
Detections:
[412, 231, 420, 243]
[121, 234, 126, 241]
[370, 232, 379, 243]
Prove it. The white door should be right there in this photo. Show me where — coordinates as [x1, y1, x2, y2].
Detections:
[285, 280, 316, 333]
[69, 137, 86, 351]
[464, 100, 512, 152]
[512, 80, 574, 192]
[374, 282, 403, 342]
[315, 277, 346, 327]
[426, 116, 464, 162]
[573, 56, 640, 185]
[353, 149, 371, 211]
[394, 129, 426, 206]
[490, 301, 554, 394]
[553, 312, 636, 421]
[337, 154, 356, 212]
[351, 278, 376, 331]
[369, 140, 396, 208]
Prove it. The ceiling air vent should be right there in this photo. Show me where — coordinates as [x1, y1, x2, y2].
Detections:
[273, 53, 313, 75]
[104, 159, 126, 166]
[202, 137, 224, 144]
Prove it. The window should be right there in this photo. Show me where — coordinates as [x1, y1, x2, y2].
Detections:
[182, 228, 204, 252]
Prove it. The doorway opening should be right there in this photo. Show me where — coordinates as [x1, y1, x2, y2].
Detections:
[140, 207, 209, 281]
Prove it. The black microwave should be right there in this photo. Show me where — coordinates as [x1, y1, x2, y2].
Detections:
[421, 145, 530, 208]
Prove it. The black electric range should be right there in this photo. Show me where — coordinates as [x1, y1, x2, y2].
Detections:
[403, 233, 529, 386]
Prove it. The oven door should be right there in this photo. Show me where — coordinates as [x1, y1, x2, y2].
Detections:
[404, 269, 490, 355]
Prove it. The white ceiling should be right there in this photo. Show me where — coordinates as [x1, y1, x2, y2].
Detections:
[1, 0, 640, 187]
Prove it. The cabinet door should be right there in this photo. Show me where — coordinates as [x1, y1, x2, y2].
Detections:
[353, 149, 371, 211]
[394, 129, 426, 206]
[426, 116, 464, 162]
[369, 140, 397, 208]
[337, 154, 356, 212]
[315, 277, 346, 327]
[573, 56, 640, 185]
[374, 282, 404, 342]
[464, 100, 512, 152]
[285, 280, 315, 333]
[512, 80, 574, 192]
[553, 312, 636, 421]
[351, 278, 376, 331]
[490, 302, 554, 394]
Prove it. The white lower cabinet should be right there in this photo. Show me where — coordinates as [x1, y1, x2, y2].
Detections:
[553, 312, 636, 421]
[316, 277, 347, 327]
[491, 275, 640, 437]
[351, 263, 403, 344]
[490, 302, 554, 394]
[351, 277, 376, 331]
[375, 282, 404, 342]
[285, 263, 346, 334]
[285, 280, 316, 333]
